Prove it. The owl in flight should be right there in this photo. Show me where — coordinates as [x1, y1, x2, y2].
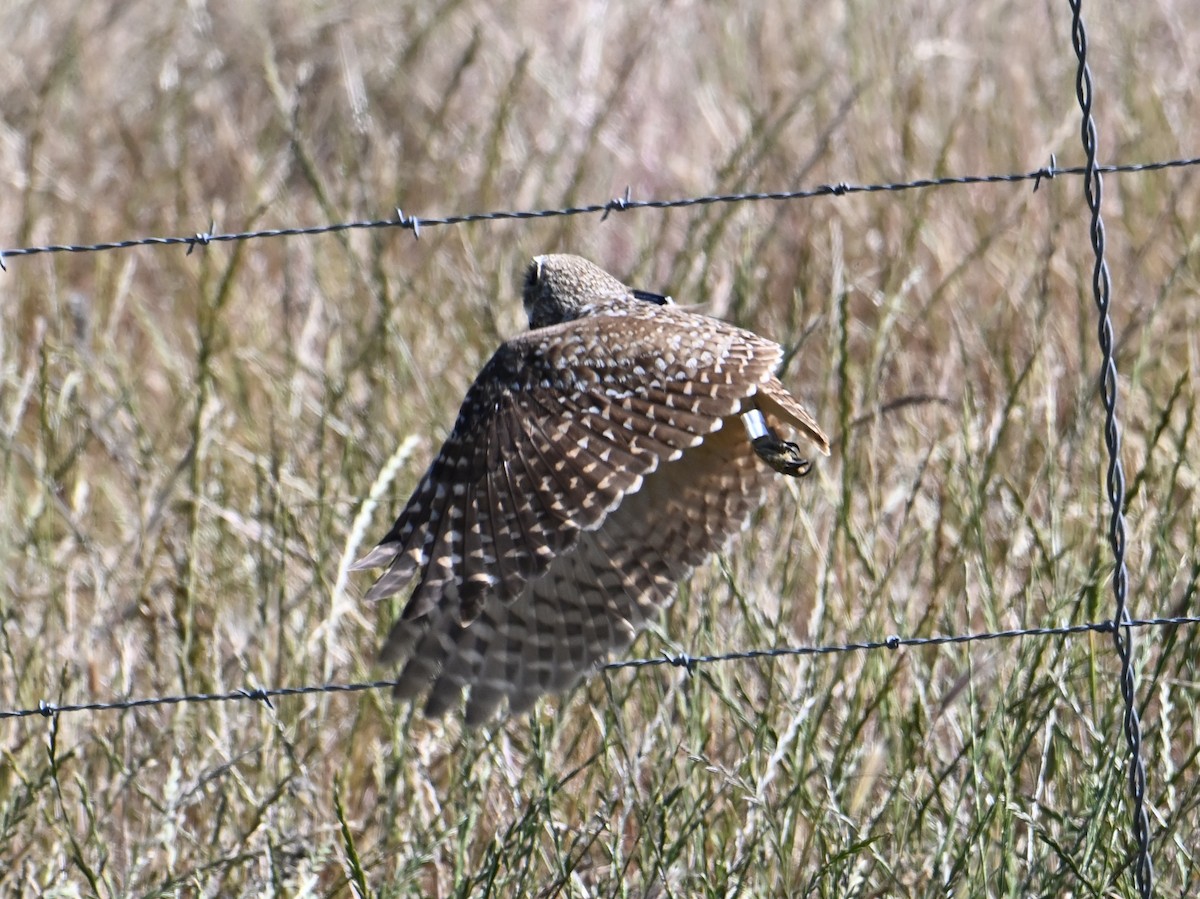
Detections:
[353, 254, 829, 724]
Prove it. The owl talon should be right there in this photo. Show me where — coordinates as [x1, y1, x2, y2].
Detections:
[752, 434, 812, 478]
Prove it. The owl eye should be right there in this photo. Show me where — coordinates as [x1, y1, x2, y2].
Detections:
[524, 258, 545, 296]
[631, 289, 672, 306]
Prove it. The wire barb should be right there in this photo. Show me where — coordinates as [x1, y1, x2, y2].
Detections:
[601, 186, 633, 221]
[395, 207, 421, 240]
[666, 652, 698, 675]
[239, 688, 275, 709]
[186, 221, 215, 255]
[1033, 153, 1058, 192]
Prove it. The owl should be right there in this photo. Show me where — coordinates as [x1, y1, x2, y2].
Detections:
[353, 254, 829, 723]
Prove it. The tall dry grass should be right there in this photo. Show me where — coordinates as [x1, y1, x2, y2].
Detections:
[1, 1, 1198, 896]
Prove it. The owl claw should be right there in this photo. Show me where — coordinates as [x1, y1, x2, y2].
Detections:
[740, 407, 814, 477]
[752, 433, 813, 478]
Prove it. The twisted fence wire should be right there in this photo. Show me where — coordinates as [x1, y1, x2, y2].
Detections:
[1069, 2, 1154, 896]
[2, 615, 1198, 722]
[2, 157, 1200, 268]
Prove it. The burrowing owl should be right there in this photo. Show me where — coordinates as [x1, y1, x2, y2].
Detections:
[354, 254, 830, 724]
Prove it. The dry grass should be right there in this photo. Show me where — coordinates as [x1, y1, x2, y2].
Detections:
[2, 1, 1199, 896]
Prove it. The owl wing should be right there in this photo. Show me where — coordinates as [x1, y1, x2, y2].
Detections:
[352, 306, 783, 639]
[446, 415, 775, 724]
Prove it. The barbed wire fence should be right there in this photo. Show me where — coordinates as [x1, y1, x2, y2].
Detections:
[0, 3, 1192, 896]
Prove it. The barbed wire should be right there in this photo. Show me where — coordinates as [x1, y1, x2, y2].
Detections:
[2, 156, 1200, 270]
[1069, 2, 1154, 896]
[2, 615, 1197, 722]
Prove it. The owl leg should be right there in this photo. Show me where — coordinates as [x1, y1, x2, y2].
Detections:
[740, 409, 813, 478]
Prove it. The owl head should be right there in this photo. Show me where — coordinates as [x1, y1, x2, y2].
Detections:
[522, 254, 634, 329]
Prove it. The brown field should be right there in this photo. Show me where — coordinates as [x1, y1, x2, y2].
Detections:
[2, 1, 1198, 896]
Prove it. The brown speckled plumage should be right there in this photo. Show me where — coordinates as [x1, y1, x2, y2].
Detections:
[353, 254, 829, 724]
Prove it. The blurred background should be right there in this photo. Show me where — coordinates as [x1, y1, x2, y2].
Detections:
[1, 2, 1197, 895]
